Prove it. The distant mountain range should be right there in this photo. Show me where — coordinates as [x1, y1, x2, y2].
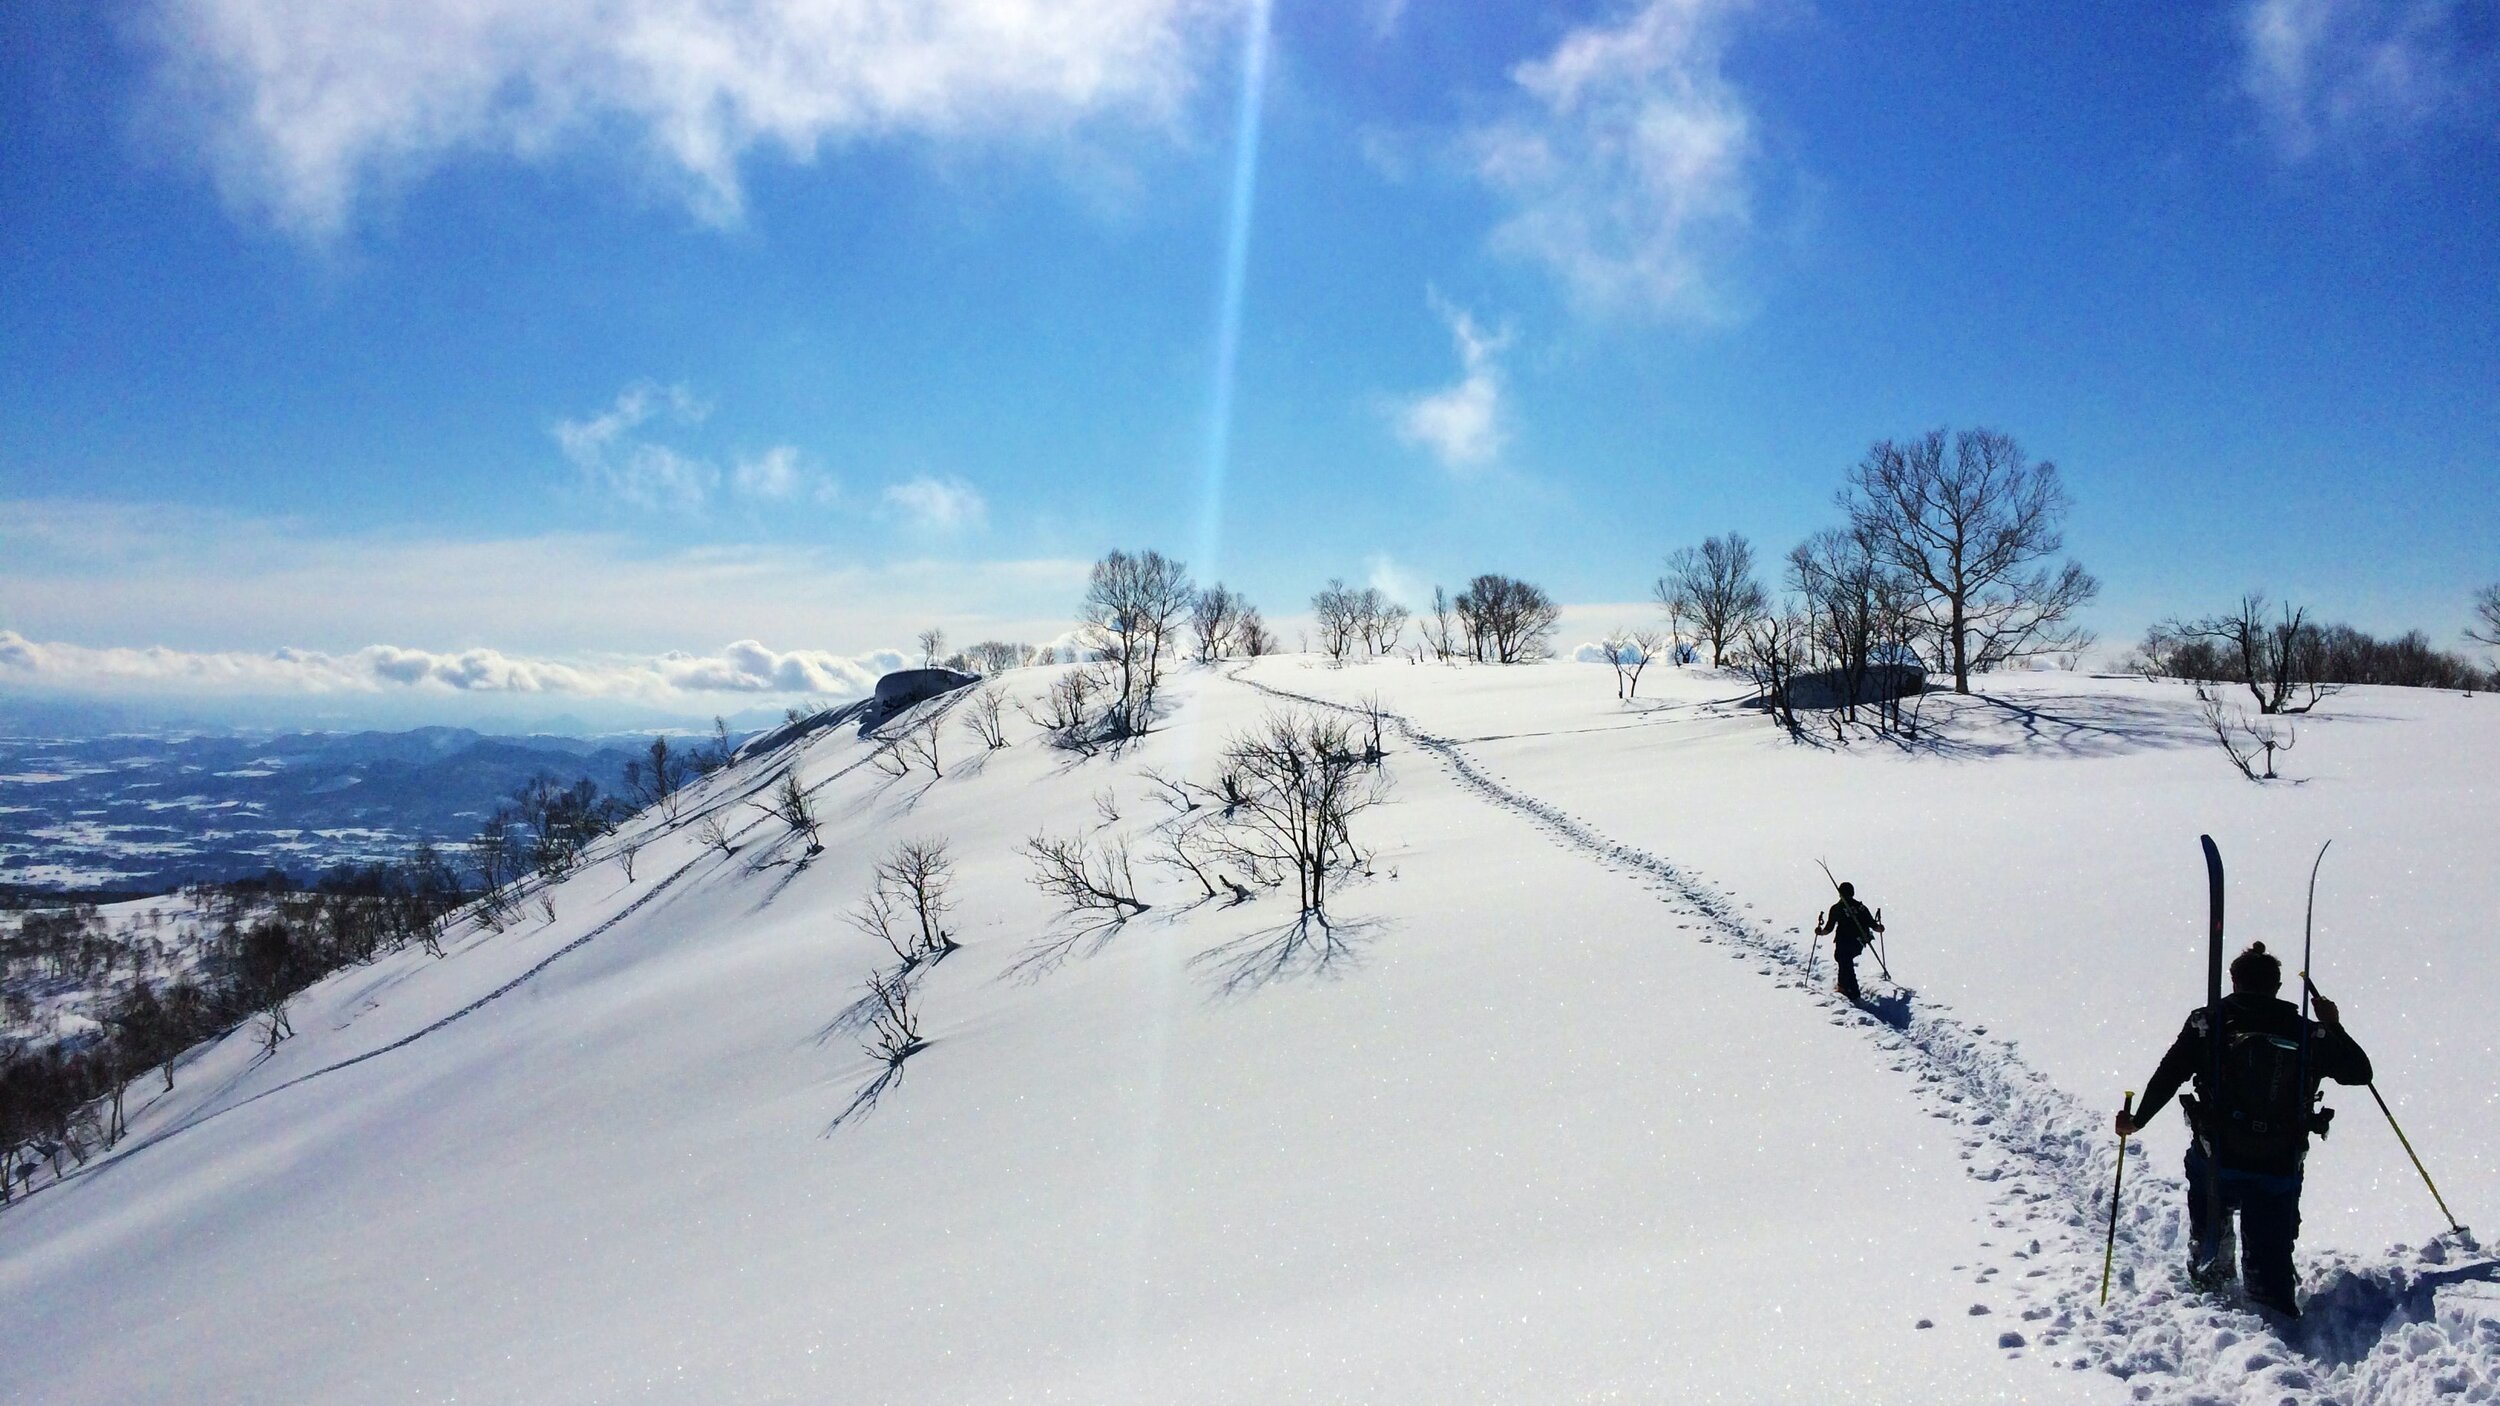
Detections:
[0, 726, 654, 895]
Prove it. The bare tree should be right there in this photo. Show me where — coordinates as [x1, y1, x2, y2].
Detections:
[1602, 630, 1665, 699]
[697, 813, 737, 858]
[1650, 572, 1693, 665]
[1787, 526, 1892, 722]
[1453, 574, 1560, 664]
[1354, 587, 1409, 656]
[1204, 710, 1385, 917]
[1022, 832, 1150, 918]
[625, 734, 689, 821]
[1080, 549, 1195, 734]
[1736, 606, 1811, 734]
[1842, 427, 2097, 692]
[2466, 584, 2499, 650]
[1313, 579, 1359, 664]
[898, 709, 945, 777]
[1191, 583, 1244, 662]
[871, 839, 958, 962]
[1092, 787, 1121, 827]
[916, 627, 946, 668]
[962, 685, 1010, 749]
[2156, 594, 2339, 715]
[753, 769, 822, 853]
[1237, 608, 1275, 658]
[1423, 585, 1461, 661]
[1664, 535, 1767, 668]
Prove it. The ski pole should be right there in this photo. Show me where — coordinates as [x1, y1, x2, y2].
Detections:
[2101, 1091, 2133, 1306]
[2302, 972, 2466, 1236]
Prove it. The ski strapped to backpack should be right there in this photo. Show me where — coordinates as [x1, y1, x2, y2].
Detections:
[2194, 834, 2229, 1283]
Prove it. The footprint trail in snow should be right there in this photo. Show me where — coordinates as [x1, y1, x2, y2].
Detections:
[1234, 667, 2498, 1406]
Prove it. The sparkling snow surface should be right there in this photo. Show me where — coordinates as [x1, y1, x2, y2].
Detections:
[1, 661, 2491, 1403]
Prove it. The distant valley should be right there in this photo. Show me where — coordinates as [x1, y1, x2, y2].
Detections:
[0, 727, 648, 895]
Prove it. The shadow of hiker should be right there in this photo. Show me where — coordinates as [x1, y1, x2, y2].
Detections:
[1860, 988, 1914, 1029]
[1190, 913, 1383, 997]
[2290, 1254, 2499, 1367]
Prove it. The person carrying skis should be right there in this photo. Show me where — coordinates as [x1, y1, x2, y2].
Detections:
[1814, 881, 1883, 1002]
[2114, 941, 2372, 1318]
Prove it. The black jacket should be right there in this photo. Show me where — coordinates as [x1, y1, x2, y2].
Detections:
[1824, 898, 1879, 954]
[2134, 991, 2372, 1174]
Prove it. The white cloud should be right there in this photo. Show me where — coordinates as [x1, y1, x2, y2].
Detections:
[881, 475, 988, 531]
[1395, 293, 1509, 469]
[1365, 554, 1426, 609]
[556, 382, 718, 510]
[731, 445, 835, 504]
[557, 387, 833, 510]
[0, 628, 897, 703]
[1468, 0, 1756, 318]
[2238, 0, 2494, 160]
[144, 0, 1226, 239]
[0, 499, 1088, 681]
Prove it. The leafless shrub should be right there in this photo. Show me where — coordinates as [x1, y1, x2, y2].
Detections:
[1147, 817, 1251, 904]
[1093, 787, 1121, 827]
[1140, 766, 1198, 815]
[1201, 709, 1385, 917]
[538, 890, 558, 924]
[1022, 831, 1150, 919]
[862, 969, 924, 1067]
[1019, 666, 1110, 752]
[698, 813, 737, 858]
[962, 686, 1010, 749]
[892, 710, 944, 777]
[862, 838, 958, 964]
[2196, 681, 2297, 781]
[751, 769, 823, 853]
[870, 738, 910, 778]
[617, 837, 641, 882]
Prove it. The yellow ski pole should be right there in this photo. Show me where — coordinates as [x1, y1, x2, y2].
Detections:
[2303, 972, 2465, 1236]
[2101, 1091, 2133, 1306]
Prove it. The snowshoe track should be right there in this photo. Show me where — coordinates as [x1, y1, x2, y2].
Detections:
[1233, 666, 2496, 1406]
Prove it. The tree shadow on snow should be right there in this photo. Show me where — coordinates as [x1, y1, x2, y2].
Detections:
[1002, 913, 1137, 984]
[820, 1057, 916, 1135]
[1190, 913, 1383, 998]
[1894, 691, 2214, 761]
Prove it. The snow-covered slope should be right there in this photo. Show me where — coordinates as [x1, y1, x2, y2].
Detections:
[2, 662, 2492, 1404]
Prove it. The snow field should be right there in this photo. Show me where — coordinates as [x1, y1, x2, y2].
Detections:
[0, 661, 2491, 1403]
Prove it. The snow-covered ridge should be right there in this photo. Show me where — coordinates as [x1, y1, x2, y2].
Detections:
[1, 661, 2492, 1403]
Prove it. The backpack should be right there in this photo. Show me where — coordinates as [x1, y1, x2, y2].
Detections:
[1831, 900, 1872, 953]
[2209, 1025, 2314, 1165]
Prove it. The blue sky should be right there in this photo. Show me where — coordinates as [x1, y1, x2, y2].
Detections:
[3, 0, 2495, 728]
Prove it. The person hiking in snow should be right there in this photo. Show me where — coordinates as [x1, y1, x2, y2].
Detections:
[1814, 882, 1883, 1003]
[2114, 941, 2372, 1318]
